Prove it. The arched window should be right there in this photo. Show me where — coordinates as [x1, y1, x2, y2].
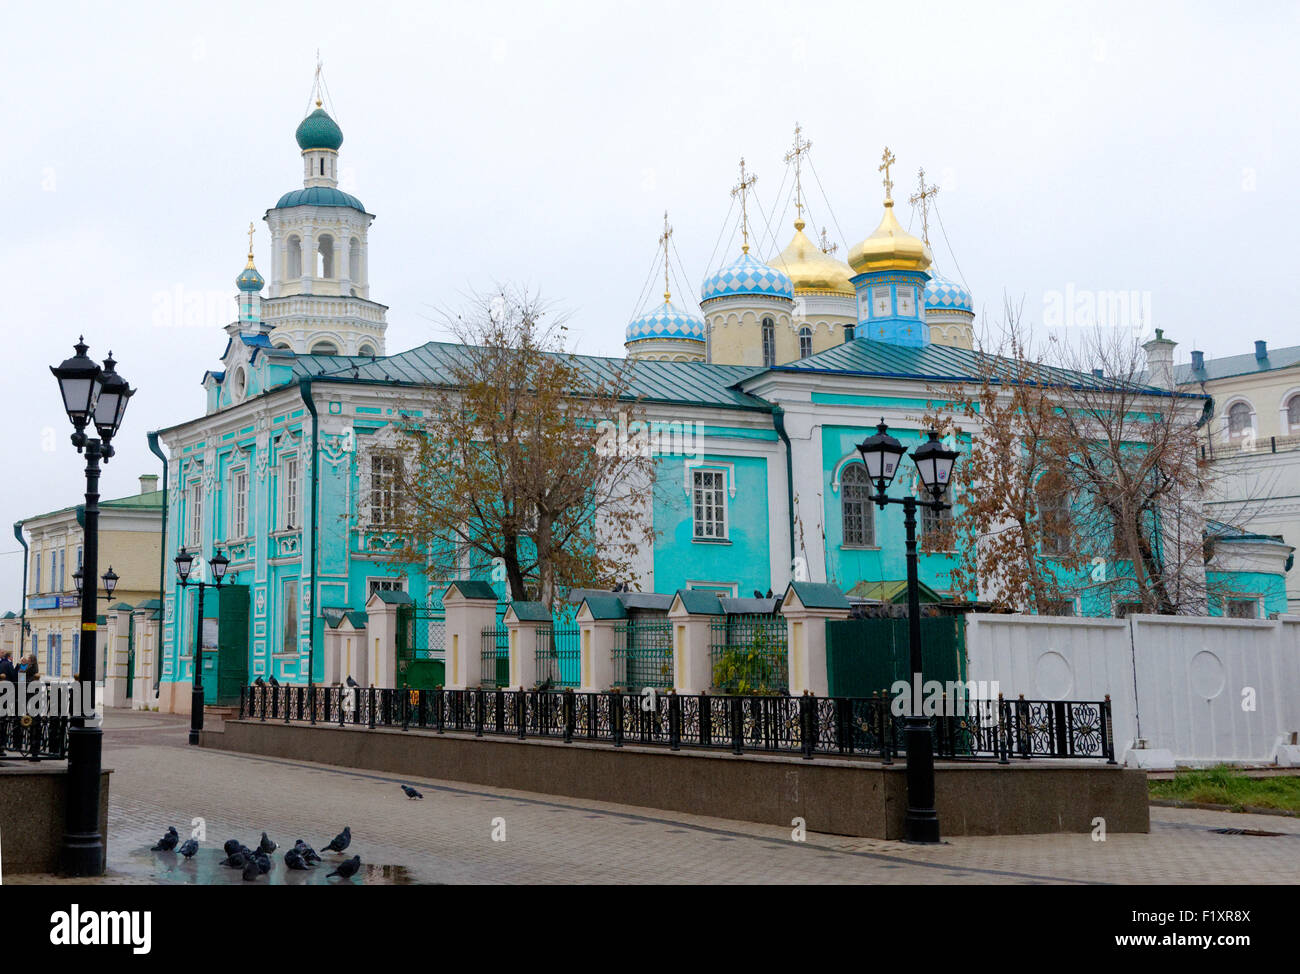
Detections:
[762, 317, 775, 366]
[799, 326, 813, 359]
[844, 324, 855, 343]
[310, 341, 339, 356]
[841, 464, 874, 546]
[1287, 395, 1300, 430]
[286, 235, 302, 279]
[358, 344, 376, 358]
[316, 234, 335, 278]
[1228, 401, 1253, 436]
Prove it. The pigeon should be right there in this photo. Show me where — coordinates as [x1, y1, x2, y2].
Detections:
[268, 675, 280, 687]
[258, 832, 277, 855]
[753, 589, 764, 599]
[765, 589, 773, 599]
[221, 850, 250, 869]
[536, 676, 554, 692]
[223, 838, 244, 857]
[254, 852, 272, 874]
[242, 859, 262, 882]
[294, 840, 322, 865]
[284, 847, 310, 870]
[346, 675, 359, 688]
[327, 855, 361, 880]
[401, 785, 423, 800]
[178, 838, 199, 859]
[322, 826, 351, 854]
[151, 827, 179, 852]
[253, 676, 266, 687]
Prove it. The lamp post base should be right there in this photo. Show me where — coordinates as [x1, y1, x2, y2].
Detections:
[189, 686, 205, 746]
[60, 725, 106, 876]
[902, 717, 942, 844]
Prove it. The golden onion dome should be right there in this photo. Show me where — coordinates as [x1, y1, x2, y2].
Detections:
[847, 199, 933, 274]
[768, 221, 856, 297]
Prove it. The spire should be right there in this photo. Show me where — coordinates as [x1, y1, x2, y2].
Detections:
[730, 157, 758, 254]
[660, 210, 673, 303]
[784, 122, 812, 231]
[909, 168, 940, 248]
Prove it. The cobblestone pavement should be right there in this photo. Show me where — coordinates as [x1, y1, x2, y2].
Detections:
[11, 709, 1300, 884]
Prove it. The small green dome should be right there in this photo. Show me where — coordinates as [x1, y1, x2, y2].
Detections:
[236, 257, 264, 293]
[295, 107, 343, 151]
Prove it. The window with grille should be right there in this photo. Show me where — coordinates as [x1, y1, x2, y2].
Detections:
[1039, 489, 1072, 556]
[231, 469, 249, 539]
[922, 502, 955, 547]
[692, 469, 727, 540]
[282, 456, 300, 529]
[368, 577, 406, 599]
[762, 318, 775, 367]
[844, 324, 855, 342]
[1226, 597, 1257, 619]
[799, 326, 813, 359]
[370, 454, 402, 526]
[1288, 396, 1300, 429]
[841, 464, 875, 546]
[187, 483, 203, 547]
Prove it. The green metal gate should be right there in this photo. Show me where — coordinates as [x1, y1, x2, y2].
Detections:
[396, 603, 447, 689]
[825, 615, 967, 698]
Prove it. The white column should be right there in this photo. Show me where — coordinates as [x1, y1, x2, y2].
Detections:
[667, 600, 718, 694]
[504, 610, 548, 690]
[441, 585, 499, 689]
[781, 584, 851, 696]
[577, 618, 619, 692]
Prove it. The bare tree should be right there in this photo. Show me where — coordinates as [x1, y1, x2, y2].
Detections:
[386, 287, 654, 608]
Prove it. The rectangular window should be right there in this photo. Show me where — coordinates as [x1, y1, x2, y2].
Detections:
[282, 456, 300, 530]
[187, 482, 203, 548]
[367, 577, 406, 599]
[50, 552, 58, 593]
[921, 503, 954, 548]
[692, 469, 728, 540]
[33, 552, 40, 594]
[370, 454, 402, 526]
[1226, 597, 1257, 619]
[1040, 599, 1075, 617]
[282, 578, 299, 654]
[231, 468, 249, 539]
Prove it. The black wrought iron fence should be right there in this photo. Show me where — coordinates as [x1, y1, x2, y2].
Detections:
[536, 626, 580, 688]
[237, 686, 1116, 763]
[0, 715, 72, 760]
[709, 614, 789, 695]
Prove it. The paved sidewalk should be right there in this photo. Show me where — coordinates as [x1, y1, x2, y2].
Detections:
[10, 708, 1300, 884]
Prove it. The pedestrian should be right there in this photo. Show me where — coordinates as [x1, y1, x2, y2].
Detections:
[18, 654, 40, 682]
[0, 649, 15, 684]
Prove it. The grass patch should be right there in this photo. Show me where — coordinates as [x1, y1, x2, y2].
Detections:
[1148, 766, 1300, 812]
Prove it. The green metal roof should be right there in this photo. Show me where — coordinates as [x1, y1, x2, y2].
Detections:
[1176, 344, 1300, 384]
[273, 186, 366, 213]
[443, 580, 497, 602]
[846, 579, 944, 604]
[372, 589, 415, 605]
[784, 581, 850, 610]
[1207, 519, 1291, 548]
[21, 488, 164, 526]
[579, 594, 627, 620]
[290, 342, 770, 412]
[295, 107, 344, 151]
[506, 600, 552, 622]
[672, 588, 724, 615]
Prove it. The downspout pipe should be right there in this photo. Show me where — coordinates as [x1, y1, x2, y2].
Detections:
[298, 379, 319, 687]
[14, 522, 28, 652]
[147, 431, 168, 692]
[771, 406, 797, 577]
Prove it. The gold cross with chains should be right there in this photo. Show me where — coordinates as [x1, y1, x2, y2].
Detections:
[784, 122, 812, 225]
[879, 147, 896, 202]
[731, 157, 758, 253]
[660, 210, 673, 303]
[818, 226, 838, 256]
[909, 168, 940, 247]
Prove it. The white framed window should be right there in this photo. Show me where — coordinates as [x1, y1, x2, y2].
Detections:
[186, 482, 203, 548]
[369, 454, 402, 526]
[230, 468, 249, 539]
[1226, 597, 1258, 619]
[367, 576, 407, 599]
[1287, 395, 1300, 432]
[840, 464, 875, 546]
[281, 456, 300, 530]
[761, 317, 775, 367]
[32, 551, 40, 594]
[798, 326, 813, 359]
[871, 287, 891, 317]
[1227, 401, 1253, 437]
[1039, 489, 1072, 557]
[691, 468, 728, 540]
[282, 578, 299, 655]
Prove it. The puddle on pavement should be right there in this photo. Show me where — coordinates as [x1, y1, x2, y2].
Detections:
[132, 847, 416, 884]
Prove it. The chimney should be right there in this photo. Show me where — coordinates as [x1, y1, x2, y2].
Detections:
[1191, 350, 1204, 371]
[1142, 328, 1177, 390]
[1255, 340, 1268, 360]
[139, 474, 159, 495]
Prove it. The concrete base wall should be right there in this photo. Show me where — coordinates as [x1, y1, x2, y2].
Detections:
[0, 766, 112, 874]
[206, 720, 1149, 838]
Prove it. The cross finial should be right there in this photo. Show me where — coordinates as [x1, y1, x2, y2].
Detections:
[879, 147, 897, 203]
[313, 50, 324, 108]
[731, 157, 759, 254]
[784, 122, 813, 228]
[818, 226, 839, 256]
[660, 210, 673, 303]
[908, 168, 940, 247]
[247, 221, 256, 259]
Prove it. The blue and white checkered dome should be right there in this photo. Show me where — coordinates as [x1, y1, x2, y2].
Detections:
[625, 300, 706, 344]
[701, 251, 794, 303]
[924, 272, 974, 314]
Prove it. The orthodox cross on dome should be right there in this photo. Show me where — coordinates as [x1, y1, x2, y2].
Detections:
[818, 226, 839, 256]
[909, 168, 940, 247]
[731, 157, 758, 254]
[246, 221, 256, 259]
[306, 50, 333, 115]
[784, 122, 812, 227]
[660, 210, 673, 303]
[879, 146, 897, 203]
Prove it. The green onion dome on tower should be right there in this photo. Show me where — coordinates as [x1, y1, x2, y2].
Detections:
[295, 104, 344, 152]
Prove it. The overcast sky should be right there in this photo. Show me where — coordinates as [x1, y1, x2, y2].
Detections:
[1, 1, 1297, 606]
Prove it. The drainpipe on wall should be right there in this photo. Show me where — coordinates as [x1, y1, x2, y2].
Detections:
[771, 406, 797, 580]
[298, 379, 319, 687]
[14, 522, 28, 652]
[147, 431, 169, 693]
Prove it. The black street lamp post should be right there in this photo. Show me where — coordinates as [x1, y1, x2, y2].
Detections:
[49, 338, 134, 877]
[856, 421, 959, 844]
[174, 547, 228, 746]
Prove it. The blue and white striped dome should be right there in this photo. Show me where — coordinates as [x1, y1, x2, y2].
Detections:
[625, 300, 706, 344]
[701, 251, 794, 303]
[924, 273, 974, 314]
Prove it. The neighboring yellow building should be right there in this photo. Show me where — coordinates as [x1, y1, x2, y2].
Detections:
[1174, 338, 1300, 612]
[8, 475, 164, 682]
